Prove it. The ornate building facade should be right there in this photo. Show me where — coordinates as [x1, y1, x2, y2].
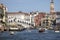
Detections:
[0, 4, 7, 25]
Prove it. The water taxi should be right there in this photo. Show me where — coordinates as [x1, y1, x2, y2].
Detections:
[38, 28, 45, 32]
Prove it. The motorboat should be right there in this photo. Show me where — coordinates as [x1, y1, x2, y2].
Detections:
[54, 26, 60, 33]
[10, 31, 15, 35]
[38, 28, 45, 32]
[44, 28, 48, 30]
[55, 30, 60, 33]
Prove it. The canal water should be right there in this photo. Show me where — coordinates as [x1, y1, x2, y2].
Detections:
[0, 29, 60, 40]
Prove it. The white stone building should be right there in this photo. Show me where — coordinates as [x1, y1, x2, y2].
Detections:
[6, 11, 39, 28]
[7, 12, 30, 28]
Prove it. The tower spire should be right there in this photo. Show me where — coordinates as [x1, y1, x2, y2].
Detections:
[51, 0, 53, 3]
[50, 0, 54, 14]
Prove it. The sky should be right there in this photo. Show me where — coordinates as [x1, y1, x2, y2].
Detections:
[0, 0, 60, 13]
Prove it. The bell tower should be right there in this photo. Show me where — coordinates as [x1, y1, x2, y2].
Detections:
[50, 0, 54, 14]
[50, 0, 56, 26]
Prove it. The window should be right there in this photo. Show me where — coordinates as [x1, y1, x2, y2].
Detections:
[18, 20, 19, 22]
[10, 20, 12, 22]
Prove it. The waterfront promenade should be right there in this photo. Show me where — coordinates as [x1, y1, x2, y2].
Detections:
[0, 29, 60, 40]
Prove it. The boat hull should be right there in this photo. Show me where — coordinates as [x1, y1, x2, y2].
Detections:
[39, 28, 45, 32]
[55, 31, 60, 32]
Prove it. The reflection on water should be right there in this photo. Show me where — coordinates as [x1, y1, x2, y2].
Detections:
[0, 29, 60, 40]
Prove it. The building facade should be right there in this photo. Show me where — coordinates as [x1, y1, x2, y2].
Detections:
[0, 4, 7, 25]
[56, 12, 60, 26]
[7, 11, 41, 28]
[34, 12, 45, 26]
[7, 12, 32, 28]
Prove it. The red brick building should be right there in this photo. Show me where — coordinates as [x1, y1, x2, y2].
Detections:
[34, 12, 45, 26]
